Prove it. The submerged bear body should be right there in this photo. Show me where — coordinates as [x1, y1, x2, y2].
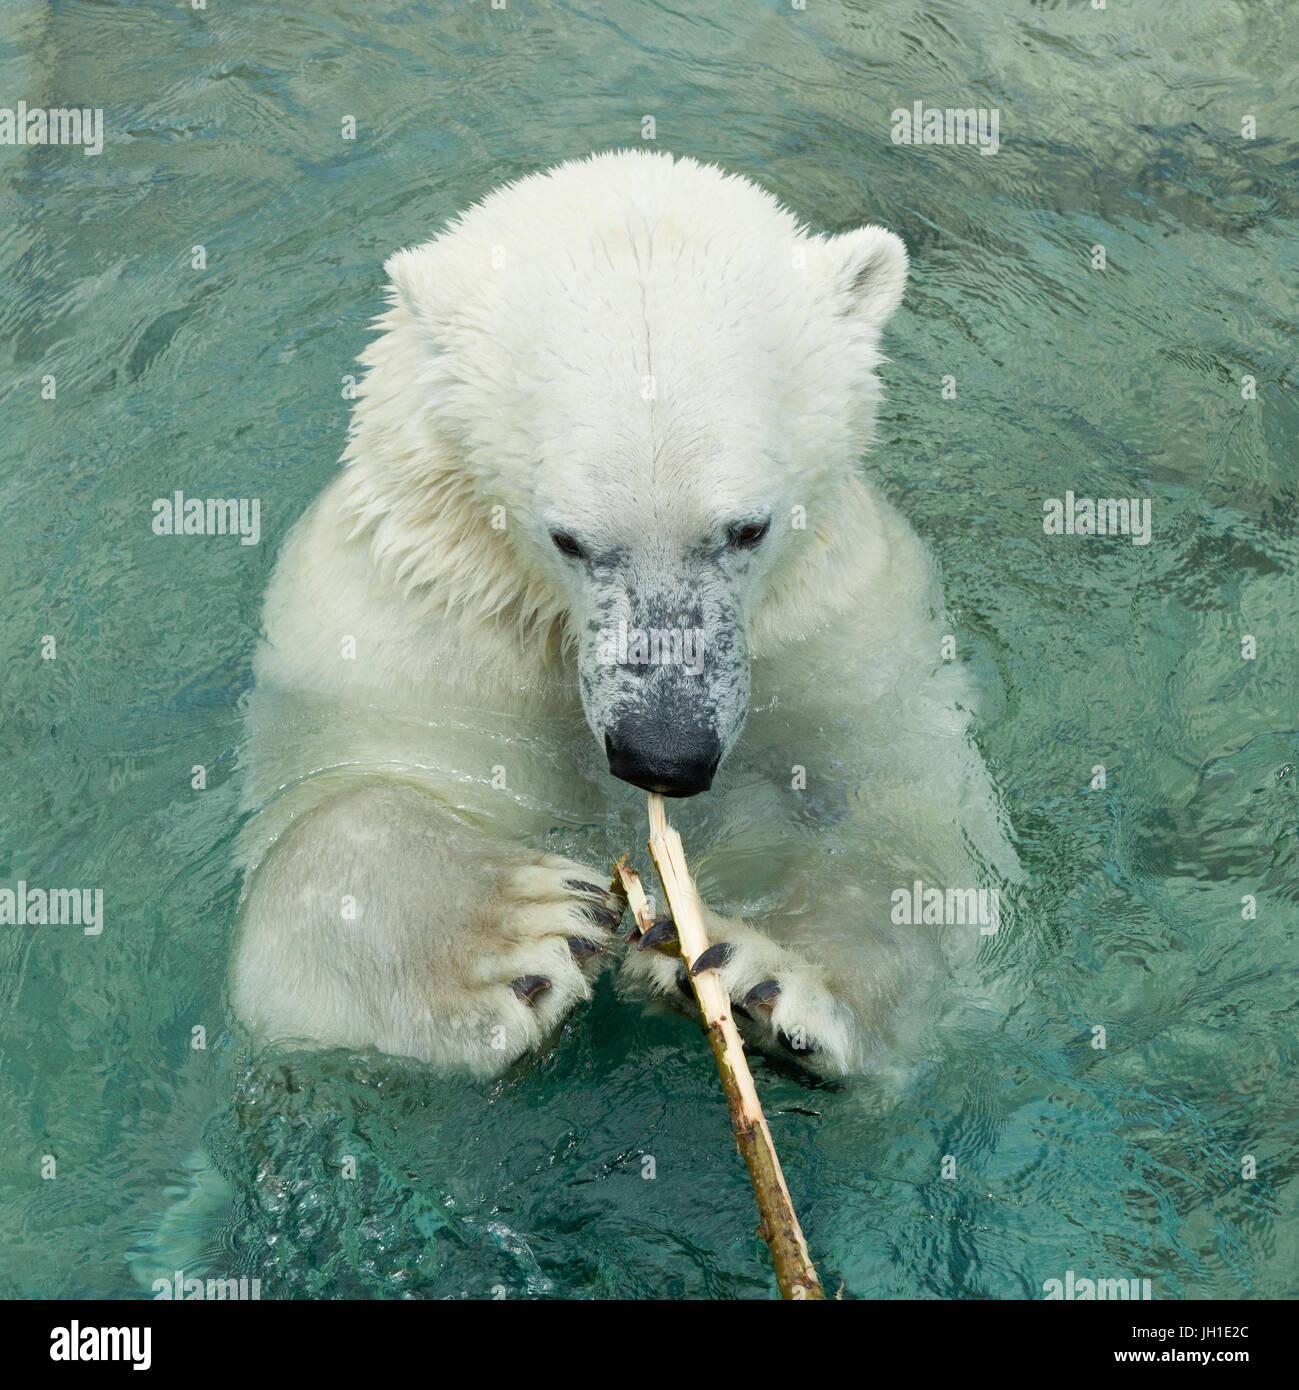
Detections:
[230, 150, 1017, 1078]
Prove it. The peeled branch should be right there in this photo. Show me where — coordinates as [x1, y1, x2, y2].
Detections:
[615, 793, 826, 1301]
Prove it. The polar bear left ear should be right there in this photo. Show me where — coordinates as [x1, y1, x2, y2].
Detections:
[822, 225, 909, 331]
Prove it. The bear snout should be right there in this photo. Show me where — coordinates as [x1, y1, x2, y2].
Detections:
[604, 724, 722, 798]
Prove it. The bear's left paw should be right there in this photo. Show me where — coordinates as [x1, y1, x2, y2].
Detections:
[621, 914, 865, 1075]
[703, 945, 863, 1076]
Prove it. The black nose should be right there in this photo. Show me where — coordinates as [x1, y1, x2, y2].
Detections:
[605, 727, 721, 798]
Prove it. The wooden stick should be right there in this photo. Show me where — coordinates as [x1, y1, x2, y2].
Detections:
[613, 860, 658, 942]
[627, 792, 826, 1301]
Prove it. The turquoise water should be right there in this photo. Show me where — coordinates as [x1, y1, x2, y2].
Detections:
[2, 0, 1297, 1299]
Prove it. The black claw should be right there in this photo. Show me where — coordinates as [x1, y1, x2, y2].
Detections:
[581, 902, 624, 928]
[638, 917, 679, 954]
[691, 942, 734, 977]
[566, 936, 605, 963]
[675, 966, 694, 1000]
[777, 1028, 817, 1055]
[732, 1003, 754, 1022]
[742, 979, 781, 1012]
[511, 975, 551, 1006]
[565, 878, 612, 899]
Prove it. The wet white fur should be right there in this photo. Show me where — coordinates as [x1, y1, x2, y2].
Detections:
[230, 151, 1017, 1078]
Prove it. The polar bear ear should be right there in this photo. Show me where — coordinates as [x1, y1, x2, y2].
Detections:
[822, 225, 909, 331]
[383, 243, 445, 349]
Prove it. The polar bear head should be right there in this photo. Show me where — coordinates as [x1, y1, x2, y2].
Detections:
[366, 152, 906, 796]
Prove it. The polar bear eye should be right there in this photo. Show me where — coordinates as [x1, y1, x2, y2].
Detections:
[550, 530, 586, 560]
[728, 518, 771, 550]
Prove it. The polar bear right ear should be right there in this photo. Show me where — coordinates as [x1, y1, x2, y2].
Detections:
[821, 225, 909, 332]
[383, 243, 446, 350]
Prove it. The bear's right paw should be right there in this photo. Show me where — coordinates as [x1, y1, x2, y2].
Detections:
[459, 855, 625, 1070]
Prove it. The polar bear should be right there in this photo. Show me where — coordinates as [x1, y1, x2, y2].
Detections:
[230, 150, 1017, 1079]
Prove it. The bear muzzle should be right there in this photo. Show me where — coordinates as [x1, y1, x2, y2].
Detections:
[604, 724, 722, 798]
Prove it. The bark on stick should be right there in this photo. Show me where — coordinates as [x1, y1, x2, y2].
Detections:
[618, 792, 825, 1301]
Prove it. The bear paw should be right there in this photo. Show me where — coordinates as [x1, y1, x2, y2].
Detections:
[619, 913, 863, 1076]
[473, 856, 625, 1048]
[391, 853, 628, 1076]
